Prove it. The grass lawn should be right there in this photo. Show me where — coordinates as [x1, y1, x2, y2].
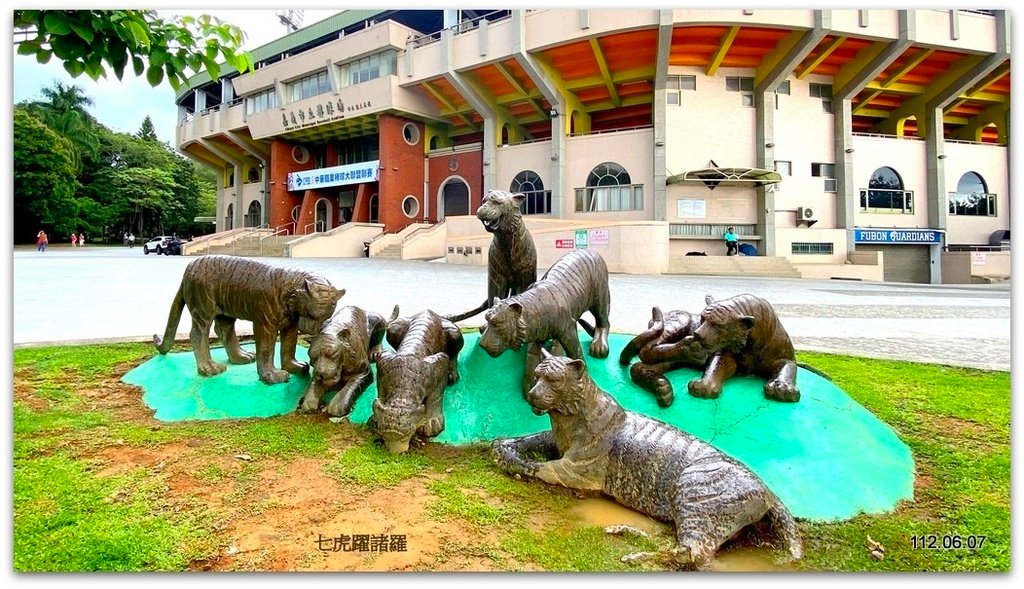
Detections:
[11, 343, 1011, 572]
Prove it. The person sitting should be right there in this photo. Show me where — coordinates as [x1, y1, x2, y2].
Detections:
[723, 227, 739, 256]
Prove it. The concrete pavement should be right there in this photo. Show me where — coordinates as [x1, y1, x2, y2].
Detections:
[11, 246, 1012, 371]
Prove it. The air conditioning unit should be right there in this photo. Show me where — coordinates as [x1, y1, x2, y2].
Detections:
[796, 206, 818, 227]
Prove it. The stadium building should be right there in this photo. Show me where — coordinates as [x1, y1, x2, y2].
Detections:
[175, 9, 1010, 283]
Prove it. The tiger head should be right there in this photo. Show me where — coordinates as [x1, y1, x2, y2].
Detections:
[286, 278, 345, 327]
[476, 190, 526, 234]
[526, 349, 591, 417]
[308, 325, 366, 387]
[372, 351, 449, 453]
[478, 297, 527, 357]
[690, 298, 756, 354]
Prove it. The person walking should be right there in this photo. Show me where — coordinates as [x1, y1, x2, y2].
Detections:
[78, 232, 86, 248]
[36, 230, 48, 252]
[70, 232, 78, 248]
[128, 233, 136, 248]
[723, 226, 739, 256]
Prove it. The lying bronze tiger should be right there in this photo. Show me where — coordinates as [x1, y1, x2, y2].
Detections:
[493, 348, 803, 570]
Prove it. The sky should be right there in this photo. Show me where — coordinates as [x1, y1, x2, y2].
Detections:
[12, 8, 341, 145]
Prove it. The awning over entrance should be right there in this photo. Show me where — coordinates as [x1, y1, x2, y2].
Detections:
[667, 159, 782, 190]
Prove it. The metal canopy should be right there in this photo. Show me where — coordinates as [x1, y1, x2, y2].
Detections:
[667, 159, 782, 190]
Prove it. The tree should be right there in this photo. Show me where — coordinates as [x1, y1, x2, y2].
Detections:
[13, 108, 81, 241]
[137, 115, 158, 141]
[111, 167, 178, 235]
[24, 80, 102, 171]
[13, 10, 253, 90]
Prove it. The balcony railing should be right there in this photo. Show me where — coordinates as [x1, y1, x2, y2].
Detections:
[669, 223, 758, 238]
[859, 189, 915, 214]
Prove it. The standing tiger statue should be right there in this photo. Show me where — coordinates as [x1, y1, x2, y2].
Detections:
[492, 348, 803, 570]
[153, 255, 345, 385]
[669, 293, 801, 403]
[445, 190, 537, 323]
[478, 249, 610, 395]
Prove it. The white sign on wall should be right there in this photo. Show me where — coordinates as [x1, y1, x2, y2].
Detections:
[677, 198, 707, 219]
[287, 160, 380, 192]
[972, 251, 987, 266]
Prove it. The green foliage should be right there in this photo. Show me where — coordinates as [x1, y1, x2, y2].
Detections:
[13, 454, 219, 571]
[137, 115, 159, 141]
[793, 353, 1010, 572]
[502, 527, 660, 571]
[13, 108, 81, 239]
[14, 10, 253, 91]
[325, 441, 433, 488]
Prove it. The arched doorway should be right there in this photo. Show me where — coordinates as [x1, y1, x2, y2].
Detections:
[224, 203, 234, 231]
[315, 198, 331, 232]
[439, 177, 470, 220]
[244, 201, 261, 227]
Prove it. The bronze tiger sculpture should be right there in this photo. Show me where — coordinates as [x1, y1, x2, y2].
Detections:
[478, 249, 611, 395]
[445, 190, 537, 323]
[492, 349, 803, 570]
[672, 294, 801, 403]
[153, 255, 345, 385]
[371, 310, 465, 453]
[618, 306, 707, 407]
[300, 304, 399, 417]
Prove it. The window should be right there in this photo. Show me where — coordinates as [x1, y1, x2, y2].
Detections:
[246, 167, 260, 183]
[809, 83, 832, 98]
[666, 74, 696, 106]
[402, 195, 420, 218]
[338, 136, 379, 165]
[726, 77, 754, 91]
[741, 94, 755, 107]
[288, 71, 331, 103]
[245, 88, 278, 115]
[774, 161, 792, 176]
[811, 162, 835, 192]
[776, 80, 791, 95]
[575, 162, 643, 212]
[340, 51, 398, 87]
[860, 166, 913, 213]
[948, 171, 996, 216]
[792, 242, 834, 255]
[510, 170, 551, 215]
[810, 83, 833, 113]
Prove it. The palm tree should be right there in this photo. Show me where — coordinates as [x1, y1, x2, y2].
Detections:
[34, 81, 102, 170]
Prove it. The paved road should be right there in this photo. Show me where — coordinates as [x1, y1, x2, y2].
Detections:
[11, 245, 1012, 371]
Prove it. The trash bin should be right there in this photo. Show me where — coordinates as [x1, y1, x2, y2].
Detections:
[738, 243, 757, 256]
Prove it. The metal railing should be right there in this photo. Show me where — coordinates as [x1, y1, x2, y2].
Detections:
[232, 224, 269, 254]
[303, 221, 326, 235]
[669, 223, 758, 238]
[259, 226, 291, 256]
[568, 124, 654, 138]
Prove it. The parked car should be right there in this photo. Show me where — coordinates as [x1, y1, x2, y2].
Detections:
[142, 235, 173, 255]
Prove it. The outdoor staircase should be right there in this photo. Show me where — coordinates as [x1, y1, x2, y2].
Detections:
[375, 244, 403, 259]
[201, 234, 291, 257]
[667, 255, 803, 278]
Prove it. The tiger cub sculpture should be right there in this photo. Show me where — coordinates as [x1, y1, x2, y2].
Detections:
[154, 255, 344, 385]
[679, 293, 800, 402]
[478, 249, 611, 395]
[618, 306, 707, 407]
[370, 310, 464, 453]
[300, 304, 399, 417]
[492, 348, 803, 570]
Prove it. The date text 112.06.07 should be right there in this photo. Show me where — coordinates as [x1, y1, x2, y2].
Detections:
[910, 535, 986, 550]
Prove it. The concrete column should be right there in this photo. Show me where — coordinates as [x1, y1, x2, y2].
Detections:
[651, 10, 673, 222]
[442, 28, 495, 192]
[511, 11, 566, 217]
[194, 88, 207, 111]
[834, 99, 857, 253]
[754, 92, 776, 256]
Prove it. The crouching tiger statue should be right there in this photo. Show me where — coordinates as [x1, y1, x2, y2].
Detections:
[492, 348, 803, 570]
